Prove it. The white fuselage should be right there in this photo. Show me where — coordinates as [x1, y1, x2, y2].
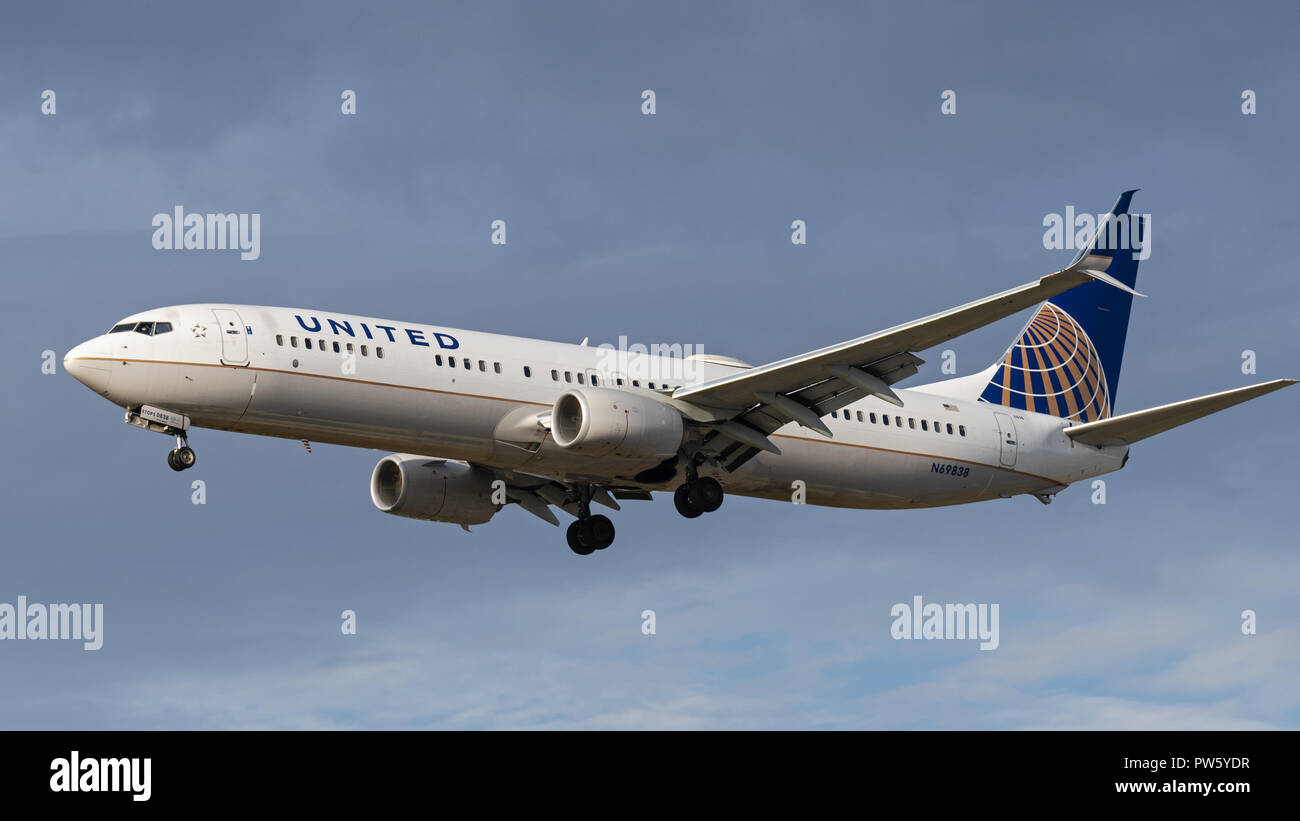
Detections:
[64, 304, 1128, 509]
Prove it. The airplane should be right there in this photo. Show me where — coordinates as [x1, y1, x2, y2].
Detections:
[63, 191, 1294, 555]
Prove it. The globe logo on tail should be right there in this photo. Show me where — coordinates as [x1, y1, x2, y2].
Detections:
[980, 302, 1111, 422]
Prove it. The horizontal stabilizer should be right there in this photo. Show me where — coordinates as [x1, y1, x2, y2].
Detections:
[1065, 379, 1296, 447]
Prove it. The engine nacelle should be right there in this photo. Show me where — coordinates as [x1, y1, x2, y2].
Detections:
[550, 388, 685, 461]
[370, 455, 500, 525]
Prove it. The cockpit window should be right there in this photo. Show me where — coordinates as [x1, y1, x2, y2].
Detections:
[110, 320, 172, 336]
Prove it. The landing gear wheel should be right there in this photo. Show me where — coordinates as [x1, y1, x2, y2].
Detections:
[688, 477, 724, 513]
[584, 514, 615, 550]
[168, 446, 196, 471]
[567, 521, 596, 556]
[674, 484, 703, 518]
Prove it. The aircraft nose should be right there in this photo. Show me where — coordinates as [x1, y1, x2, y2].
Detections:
[65, 339, 112, 395]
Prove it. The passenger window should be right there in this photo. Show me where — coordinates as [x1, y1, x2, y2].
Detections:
[463, 358, 470, 369]
[276, 334, 284, 346]
[436, 355, 443, 366]
[361, 345, 368, 356]
[649, 382, 656, 389]
[319, 339, 326, 350]
[333, 341, 340, 353]
[870, 413, 877, 424]
[883, 416, 890, 426]
[305, 339, 313, 350]
[947, 423, 953, 434]
[577, 373, 585, 385]
[565, 371, 573, 383]
[591, 375, 599, 386]
[551, 369, 558, 381]
[291, 337, 298, 348]
[959, 425, 966, 437]
[935, 421, 941, 433]
[616, 378, 623, 385]
[478, 360, 486, 372]
[449, 357, 456, 368]
[632, 380, 640, 387]
[494, 362, 501, 374]
[523, 366, 531, 377]
[921, 420, 928, 431]
[857, 411, 864, 422]
[135, 322, 154, 335]
[154, 322, 172, 335]
[896, 416, 903, 427]
[347, 343, 354, 353]
[377, 347, 384, 359]
[909, 418, 915, 429]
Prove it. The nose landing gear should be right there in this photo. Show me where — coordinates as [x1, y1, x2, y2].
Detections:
[124, 406, 197, 472]
[167, 434, 197, 472]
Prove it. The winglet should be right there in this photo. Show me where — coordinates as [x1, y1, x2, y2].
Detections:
[1068, 188, 1145, 267]
[1081, 268, 1146, 298]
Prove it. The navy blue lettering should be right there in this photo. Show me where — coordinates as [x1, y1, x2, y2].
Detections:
[375, 324, 397, 342]
[295, 315, 322, 332]
[406, 329, 429, 346]
[328, 319, 355, 337]
[360, 323, 373, 340]
[434, 332, 459, 350]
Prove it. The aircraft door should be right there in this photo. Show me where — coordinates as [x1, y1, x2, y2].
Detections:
[212, 308, 250, 366]
[994, 412, 1018, 467]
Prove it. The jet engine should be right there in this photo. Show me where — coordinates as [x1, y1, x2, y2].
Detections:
[370, 455, 500, 525]
[550, 388, 685, 461]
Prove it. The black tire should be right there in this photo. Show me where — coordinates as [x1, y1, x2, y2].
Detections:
[567, 521, 596, 555]
[167, 450, 185, 472]
[674, 484, 703, 518]
[176, 446, 196, 469]
[584, 514, 615, 550]
[689, 477, 724, 512]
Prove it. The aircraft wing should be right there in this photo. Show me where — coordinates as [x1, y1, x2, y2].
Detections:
[1064, 380, 1296, 447]
[672, 256, 1140, 469]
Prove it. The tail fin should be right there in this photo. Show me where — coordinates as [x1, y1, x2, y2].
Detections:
[979, 190, 1147, 421]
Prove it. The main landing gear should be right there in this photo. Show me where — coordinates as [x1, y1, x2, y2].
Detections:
[166, 434, 197, 472]
[674, 475, 724, 519]
[566, 515, 615, 555]
[566, 488, 616, 555]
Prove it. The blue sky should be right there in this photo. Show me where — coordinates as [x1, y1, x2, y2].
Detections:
[1, 0, 1296, 728]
